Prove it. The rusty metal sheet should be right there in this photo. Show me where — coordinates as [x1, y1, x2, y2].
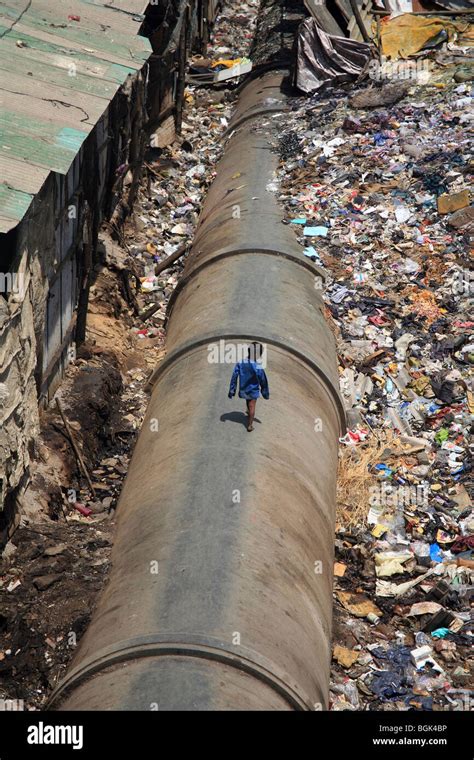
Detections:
[0, 0, 151, 232]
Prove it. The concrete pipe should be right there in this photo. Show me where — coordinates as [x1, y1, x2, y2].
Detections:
[49, 70, 344, 711]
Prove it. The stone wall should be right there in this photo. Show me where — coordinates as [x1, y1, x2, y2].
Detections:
[0, 248, 41, 541]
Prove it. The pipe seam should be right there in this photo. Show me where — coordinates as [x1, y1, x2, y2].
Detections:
[48, 634, 320, 711]
[222, 105, 290, 140]
[166, 247, 327, 321]
[145, 332, 346, 433]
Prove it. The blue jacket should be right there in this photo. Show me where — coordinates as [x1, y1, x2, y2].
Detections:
[228, 360, 269, 400]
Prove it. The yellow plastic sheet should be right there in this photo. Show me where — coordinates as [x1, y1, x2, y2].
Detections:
[380, 14, 474, 59]
[211, 58, 243, 69]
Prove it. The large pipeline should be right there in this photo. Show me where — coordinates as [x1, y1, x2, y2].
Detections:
[49, 43, 345, 711]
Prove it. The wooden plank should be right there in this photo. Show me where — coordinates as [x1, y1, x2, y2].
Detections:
[304, 0, 345, 36]
[334, 0, 352, 22]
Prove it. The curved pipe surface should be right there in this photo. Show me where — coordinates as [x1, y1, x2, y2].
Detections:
[50, 70, 343, 711]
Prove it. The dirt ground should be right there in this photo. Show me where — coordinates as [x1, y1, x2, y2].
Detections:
[0, 260, 164, 709]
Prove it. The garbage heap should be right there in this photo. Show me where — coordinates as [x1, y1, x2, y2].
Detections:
[270, 18, 473, 711]
[124, 0, 260, 333]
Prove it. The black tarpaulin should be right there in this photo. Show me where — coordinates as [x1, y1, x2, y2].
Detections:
[296, 18, 372, 93]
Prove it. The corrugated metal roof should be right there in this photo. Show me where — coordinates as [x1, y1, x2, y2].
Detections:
[0, 0, 152, 233]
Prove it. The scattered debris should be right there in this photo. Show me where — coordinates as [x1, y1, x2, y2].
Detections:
[272, 21, 473, 710]
[336, 591, 382, 619]
[333, 644, 360, 668]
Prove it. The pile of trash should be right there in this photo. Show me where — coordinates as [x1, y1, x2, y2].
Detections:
[126, 0, 259, 322]
[269, 41, 473, 710]
[187, 56, 253, 84]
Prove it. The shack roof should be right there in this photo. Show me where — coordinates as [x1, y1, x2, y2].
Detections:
[0, 0, 151, 233]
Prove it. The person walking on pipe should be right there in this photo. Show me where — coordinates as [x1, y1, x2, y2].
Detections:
[228, 342, 269, 432]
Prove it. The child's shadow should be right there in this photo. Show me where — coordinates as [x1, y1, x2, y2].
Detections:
[220, 412, 261, 428]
